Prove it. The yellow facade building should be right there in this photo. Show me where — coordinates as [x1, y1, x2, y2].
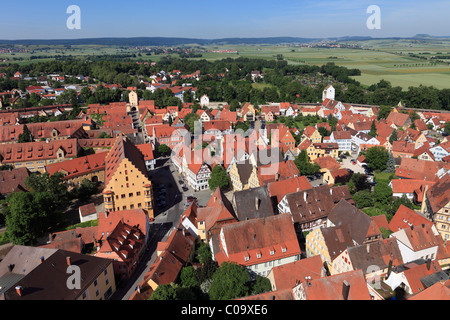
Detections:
[102, 135, 154, 219]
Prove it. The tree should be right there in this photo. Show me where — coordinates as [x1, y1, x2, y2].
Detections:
[318, 126, 331, 137]
[389, 129, 398, 145]
[208, 165, 230, 191]
[348, 173, 371, 194]
[209, 262, 250, 300]
[196, 242, 213, 264]
[2, 188, 62, 245]
[250, 276, 272, 295]
[369, 120, 377, 138]
[294, 150, 320, 176]
[158, 144, 170, 156]
[377, 105, 392, 120]
[180, 266, 199, 288]
[352, 189, 374, 209]
[365, 147, 389, 171]
[184, 113, 200, 133]
[445, 122, 450, 135]
[149, 283, 195, 300]
[72, 178, 98, 201]
[384, 153, 396, 173]
[18, 124, 33, 143]
[97, 131, 111, 139]
[25, 172, 69, 207]
[373, 181, 393, 205]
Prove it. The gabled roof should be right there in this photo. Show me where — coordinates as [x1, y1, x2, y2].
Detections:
[426, 173, 450, 213]
[393, 224, 440, 252]
[0, 167, 30, 195]
[104, 135, 149, 187]
[284, 185, 353, 224]
[328, 200, 381, 245]
[46, 151, 107, 179]
[347, 238, 404, 275]
[3, 249, 113, 300]
[389, 205, 434, 232]
[301, 269, 372, 300]
[270, 255, 324, 291]
[0, 139, 78, 164]
[396, 158, 450, 181]
[257, 160, 299, 186]
[408, 279, 450, 300]
[392, 141, 415, 154]
[232, 186, 274, 221]
[196, 187, 237, 232]
[386, 112, 410, 127]
[267, 176, 312, 205]
[216, 214, 301, 267]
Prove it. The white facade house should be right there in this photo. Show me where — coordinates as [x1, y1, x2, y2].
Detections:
[329, 131, 352, 152]
[322, 85, 335, 101]
[200, 94, 210, 107]
[430, 144, 449, 162]
[389, 224, 440, 264]
[285, 106, 296, 117]
[351, 132, 380, 151]
[185, 163, 211, 191]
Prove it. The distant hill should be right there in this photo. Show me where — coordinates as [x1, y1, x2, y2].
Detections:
[0, 35, 449, 46]
[0, 37, 322, 46]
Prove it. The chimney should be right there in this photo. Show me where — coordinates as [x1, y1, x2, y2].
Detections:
[7, 264, 14, 272]
[426, 258, 431, 271]
[255, 197, 260, 210]
[105, 211, 108, 219]
[366, 244, 370, 254]
[40, 256, 45, 263]
[15, 286, 23, 297]
[342, 280, 350, 300]
[66, 256, 72, 266]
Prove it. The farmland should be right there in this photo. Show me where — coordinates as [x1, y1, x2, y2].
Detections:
[2, 38, 450, 90]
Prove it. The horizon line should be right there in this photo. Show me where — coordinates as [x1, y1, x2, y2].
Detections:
[1, 34, 450, 42]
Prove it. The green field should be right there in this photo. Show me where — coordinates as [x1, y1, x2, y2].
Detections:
[2, 39, 450, 90]
[197, 41, 450, 90]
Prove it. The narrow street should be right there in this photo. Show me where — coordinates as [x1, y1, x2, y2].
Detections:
[110, 157, 212, 300]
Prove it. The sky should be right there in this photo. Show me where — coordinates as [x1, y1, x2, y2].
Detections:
[1, 0, 450, 40]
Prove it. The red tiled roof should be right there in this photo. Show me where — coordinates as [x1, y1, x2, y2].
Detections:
[426, 173, 450, 213]
[302, 269, 372, 300]
[0, 139, 78, 164]
[408, 279, 450, 300]
[0, 167, 30, 195]
[389, 205, 434, 232]
[46, 151, 107, 180]
[403, 260, 442, 294]
[215, 214, 301, 267]
[386, 112, 410, 127]
[270, 255, 324, 291]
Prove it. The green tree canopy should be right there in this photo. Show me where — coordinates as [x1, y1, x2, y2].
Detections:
[208, 262, 250, 300]
[365, 146, 389, 171]
[294, 150, 320, 176]
[352, 189, 374, 209]
[18, 124, 33, 143]
[157, 144, 171, 156]
[208, 165, 230, 191]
